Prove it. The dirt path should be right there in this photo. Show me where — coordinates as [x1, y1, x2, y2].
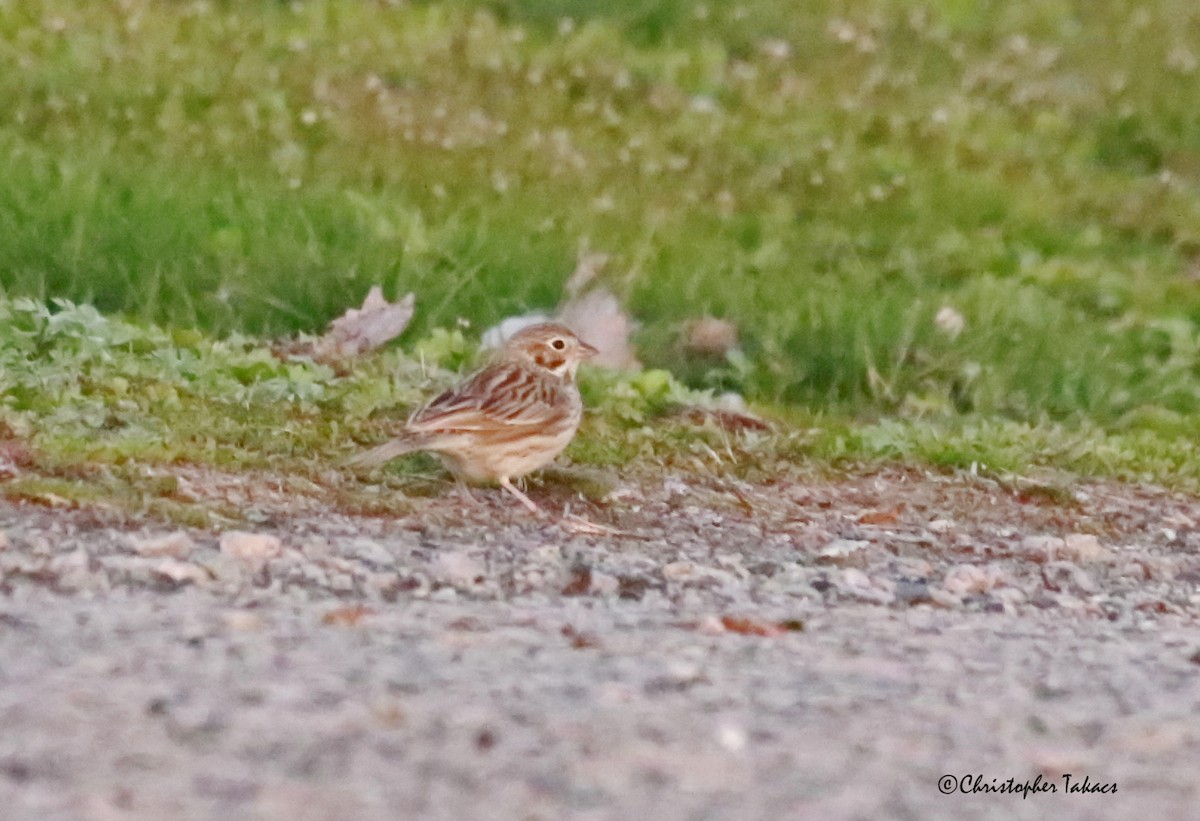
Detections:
[1, 467, 1198, 820]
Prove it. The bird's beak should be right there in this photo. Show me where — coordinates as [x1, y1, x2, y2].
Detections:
[580, 341, 600, 359]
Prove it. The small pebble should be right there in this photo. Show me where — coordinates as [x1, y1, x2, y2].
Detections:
[219, 532, 282, 567]
[128, 532, 196, 559]
[433, 551, 487, 587]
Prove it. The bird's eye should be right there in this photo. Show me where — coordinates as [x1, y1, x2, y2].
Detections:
[551, 338, 566, 350]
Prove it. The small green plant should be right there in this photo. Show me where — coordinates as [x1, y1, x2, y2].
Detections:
[1, 298, 1199, 524]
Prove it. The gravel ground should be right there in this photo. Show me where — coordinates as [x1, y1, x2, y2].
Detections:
[1, 467, 1198, 820]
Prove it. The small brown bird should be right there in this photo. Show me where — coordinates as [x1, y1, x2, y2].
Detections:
[346, 322, 598, 514]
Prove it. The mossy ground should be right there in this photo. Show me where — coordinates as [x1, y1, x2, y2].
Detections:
[0, 299, 1196, 525]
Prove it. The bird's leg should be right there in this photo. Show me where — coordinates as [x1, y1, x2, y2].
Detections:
[453, 479, 483, 508]
[500, 477, 626, 536]
[499, 476, 543, 516]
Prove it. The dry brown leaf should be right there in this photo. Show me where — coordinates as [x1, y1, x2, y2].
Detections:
[682, 316, 739, 358]
[858, 508, 903, 525]
[322, 604, 374, 627]
[680, 407, 770, 432]
[556, 251, 641, 370]
[557, 289, 641, 370]
[0, 436, 36, 476]
[312, 287, 415, 361]
[447, 616, 486, 631]
[720, 615, 795, 637]
[561, 565, 592, 596]
[560, 624, 602, 649]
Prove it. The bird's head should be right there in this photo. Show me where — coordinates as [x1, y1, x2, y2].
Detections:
[501, 322, 599, 379]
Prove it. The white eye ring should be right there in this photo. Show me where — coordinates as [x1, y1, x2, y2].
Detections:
[551, 338, 566, 350]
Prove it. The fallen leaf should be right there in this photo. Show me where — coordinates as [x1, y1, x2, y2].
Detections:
[30, 492, 74, 509]
[561, 564, 592, 596]
[322, 604, 374, 627]
[557, 288, 641, 370]
[727, 485, 756, 515]
[447, 616, 486, 631]
[719, 615, 787, 637]
[561, 624, 601, 649]
[680, 407, 770, 432]
[309, 287, 415, 362]
[858, 508, 902, 525]
[682, 316, 739, 358]
[555, 251, 641, 370]
[0, 438, 36, 475]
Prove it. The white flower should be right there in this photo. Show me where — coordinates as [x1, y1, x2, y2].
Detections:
[935, 306, 966, 338]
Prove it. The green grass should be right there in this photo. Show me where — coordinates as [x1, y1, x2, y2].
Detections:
[2, 0, 1200, 494]
[1, 299, 1199, 521]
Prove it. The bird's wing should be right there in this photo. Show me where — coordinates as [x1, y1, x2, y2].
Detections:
[406, 363, 562, 433]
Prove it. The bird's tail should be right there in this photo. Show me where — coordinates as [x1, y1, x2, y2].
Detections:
[342, 436, 422, 469]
